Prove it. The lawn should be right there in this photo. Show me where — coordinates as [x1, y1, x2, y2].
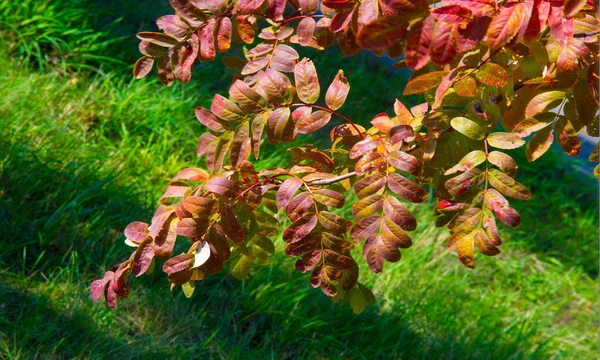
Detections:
[0, 0, 598, 359]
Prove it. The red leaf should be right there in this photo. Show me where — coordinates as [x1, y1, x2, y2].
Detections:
[205, 177, 239, 198]
[431, 5, 473, 25]
[357, 17, 407, 50]
[283, 214, 318, 243]
[297, 110, 332, 134]
[298, 17, 317, 46]
[429, 21, 460, 65]
[133, 57, 154, 79]
[124, 221, 150, 243]
[325, 70, 350, 111]
[485, 1, 529, 48]
[276, 177, 304, 209]
[404, 16, 435, 70]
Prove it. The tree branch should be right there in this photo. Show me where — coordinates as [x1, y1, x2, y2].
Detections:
[308, 171, 357, 186]
[574, 31, 600, 38]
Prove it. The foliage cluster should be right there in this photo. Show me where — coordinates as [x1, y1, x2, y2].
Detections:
[92, 0, 600, 312]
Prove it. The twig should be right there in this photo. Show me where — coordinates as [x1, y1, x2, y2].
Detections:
[308, 171, 357, 186]
[574, 31, 600, 38]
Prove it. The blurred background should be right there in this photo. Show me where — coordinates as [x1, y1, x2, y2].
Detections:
[0, 0, 598, 358]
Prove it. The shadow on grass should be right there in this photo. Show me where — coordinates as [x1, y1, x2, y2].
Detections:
[1, 143, 554, 359]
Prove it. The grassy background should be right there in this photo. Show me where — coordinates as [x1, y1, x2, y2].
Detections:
[0, 0, 598, 359]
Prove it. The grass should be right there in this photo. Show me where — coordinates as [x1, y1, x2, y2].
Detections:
[0, 0, 598, 358]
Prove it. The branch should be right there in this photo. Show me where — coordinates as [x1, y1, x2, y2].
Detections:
[574, 31, 600, 38]
[308, 171, 357, 186]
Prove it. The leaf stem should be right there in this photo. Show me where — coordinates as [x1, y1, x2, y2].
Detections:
[292, 103, 365, 140]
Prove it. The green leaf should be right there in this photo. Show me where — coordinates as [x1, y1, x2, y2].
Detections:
[488, 169, 532, 200]
[445, 150, 486, 175]
[450, 117, 486, 140]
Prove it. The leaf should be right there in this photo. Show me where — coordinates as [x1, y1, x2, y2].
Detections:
[386, 173, 428, 203]
[205, 177, 239, 198]
[318, 211, 349, 233]
[445, 168, 483, 196]
[297, 17, 316, 46]
[276, 177, 304, 209]
[512, 115, 555, 137]
[257, 69, 293, 105]
[351, 216, 381, 241]
[177, 217, 209, 237]
[283, 214, 318, 244]
[134, 57, 154, 79]
[484, 188, 521, 227]
[233, 0, 266, 14]
[349, 137, 382, 159]
[297, 110, 332, 134]
[229, 80, 264, 113]
[525, 91, 565, 118]
[488, 151, 518, 177]
[124, 221, 150, 243]
[352, 194, 384, 221]
[287, 192, 315, 221]
[488, 168, 532, 200]
[91, 271, 113, 302]
[451, 117, 486, 140]
[355, 152, 386, 176]
[356, 17, 407, 50]
[299, 0, 319, 13]
[195, 107, 226, 132]
[555, 117, 581, 157]
[216, 17, 232, 52]
[325, 70, 350, 111]
[476, 63, 509, 87]
[388, 151, 422, 175]
[314, 189, 345, 208]
[221, 210, 246, 243]
[487, 132, 525, 149]
[211, 94, 244, 122]
[251, 111, 268, 159]
[206, 131, 233, 171]
[457, 230, 475, 268]
[136, 32, 179, 47]
[564, 0, 587, 18]
[163, 253, 195, 274]
[403, 71, 448, 95]
[454, 76, 477, 97]
[429, 21, 460, 66]
[474, 228, 501, 256]
[354, 172, 386, 198]
[526, 126, 554, 162]
[383, 196, 416, 231]
[242, 58, 269, 75]
[445, 150, 486, 175]
[443, 0, 497, 17]
[485, 1, 528, 49]
[362, 232, 404, 274]
[192, 241, 211, 268]
[431, 5, 473, 25]
[230, 122, 251, 168]
[267, 107, 294, 142]
[404, 16, 435, 71]
[294, 59, 320, 104]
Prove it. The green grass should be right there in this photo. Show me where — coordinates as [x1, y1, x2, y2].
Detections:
[0, 0, 598, 358]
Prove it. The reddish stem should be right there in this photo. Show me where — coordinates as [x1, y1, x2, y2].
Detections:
[293, 103, 365, 140]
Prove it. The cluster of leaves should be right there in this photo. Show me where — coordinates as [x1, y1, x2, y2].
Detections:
[93, 0, 599, 313]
